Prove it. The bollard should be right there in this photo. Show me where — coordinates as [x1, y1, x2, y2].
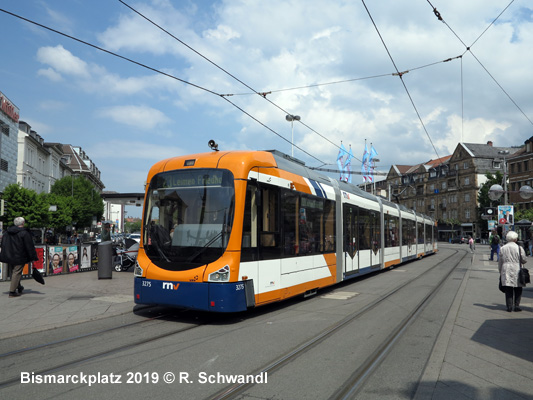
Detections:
[98, 241, 113, 279]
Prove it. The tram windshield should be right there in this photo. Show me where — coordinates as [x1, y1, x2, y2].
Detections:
[143, 168, 235, 270]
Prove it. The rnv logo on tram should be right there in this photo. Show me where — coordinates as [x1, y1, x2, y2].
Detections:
[162, 282, 180, 290]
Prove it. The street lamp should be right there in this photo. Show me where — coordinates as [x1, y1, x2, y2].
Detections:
[488, 149, 533, 203]
[498, 150, 510, 204]
[488, 183, 533, 220]
[285, 114, 300, 157]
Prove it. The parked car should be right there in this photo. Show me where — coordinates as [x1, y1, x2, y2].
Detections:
[451, 236, 465, 244]
[129, 233, 141, 243]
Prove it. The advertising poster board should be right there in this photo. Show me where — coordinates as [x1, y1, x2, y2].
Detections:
[80, 244, 91, 269]
[498, 205, 514, 225]
[49, 246, 64, 274]
[67, 245, 79, 272]
[34, 246, 46, 273]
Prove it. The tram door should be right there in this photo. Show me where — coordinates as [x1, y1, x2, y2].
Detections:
[343, 204, 359, 275]
[241, 182, 282, 302]
[358, 208, 380, 270]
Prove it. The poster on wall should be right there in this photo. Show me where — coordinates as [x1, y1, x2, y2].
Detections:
[488, 220, 496, 231]
[80, 244, 91, 269]
[67, 245, 79, 272]
[34, 246, 46, 273]
[49, 246, 64, 274]
[498, 205, 514, 225]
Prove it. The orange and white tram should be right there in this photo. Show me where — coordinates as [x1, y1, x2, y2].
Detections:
[134, 149, 437, 312]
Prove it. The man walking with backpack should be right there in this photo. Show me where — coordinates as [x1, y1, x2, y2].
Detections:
[490, 229, 501, 262]
[0, 217, 39, 297]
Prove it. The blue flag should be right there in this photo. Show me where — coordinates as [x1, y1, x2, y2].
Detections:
[368, 145, 378, 182]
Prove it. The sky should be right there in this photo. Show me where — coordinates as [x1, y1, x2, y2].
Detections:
[1, 0, 533, 201]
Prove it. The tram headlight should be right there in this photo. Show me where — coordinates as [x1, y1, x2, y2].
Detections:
[208, 265, 230, 282]
[134, 261, 143, 277]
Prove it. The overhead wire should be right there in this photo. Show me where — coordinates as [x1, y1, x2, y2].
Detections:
[117, 0, 473, 170]
[117, 0, 340, 161]
[426, 0, 533, 127]
[0, 8, 219, 96]
[4, 2, 524, 178]
[361, 0, 442, 163]
[0, 7, 326, 165]
[221, 55, 464, 97]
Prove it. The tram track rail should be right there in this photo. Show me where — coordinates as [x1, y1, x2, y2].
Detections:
[0, 311, 168, 358]
[210, 249, 469, 400]
[0, 309, 204, 389]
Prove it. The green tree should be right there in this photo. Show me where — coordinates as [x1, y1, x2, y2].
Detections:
[515, 208, 533, 222]
[476, 172, 505, 236]
[125, 220, 142, 233]
[477, 172, 504, 209]
[50, 176, 104, 229]
[46, 193, 74, 232]
[2, 184, 49, 228]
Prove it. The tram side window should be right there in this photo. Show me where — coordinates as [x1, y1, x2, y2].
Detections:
[300, 195, 325, 255]
[242, 182, 336, 261]
[402, 219, 415, 246]
[282, 190, 335, 257]
[385, 214, 399, 248]
[358, 208, 371, 251]
[425, 224, 432, 244]
[417, 222, 424, 244]
[344, 204, 358, 257]
[371, 211, 380, 252]
[282, 191, 299, 256]
[241, 184, 258, 262]
[260, 185, 281, 260]
[323, 200, 335, 252]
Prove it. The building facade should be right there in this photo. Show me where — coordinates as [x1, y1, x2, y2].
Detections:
[60, 144, 105, 193]
[508, 137, 533, 210]
[381, 142, 521, 241]
[0, 91, 20, 190]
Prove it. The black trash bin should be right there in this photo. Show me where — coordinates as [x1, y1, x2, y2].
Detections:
[98, 241, 113, 279]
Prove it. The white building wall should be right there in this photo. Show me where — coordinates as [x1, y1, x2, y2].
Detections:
[17, 128, 50, 193]
[104, 201, 124, 233]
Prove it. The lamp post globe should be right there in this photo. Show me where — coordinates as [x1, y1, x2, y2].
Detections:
[519, 185, 533, 200]
[488, 184, 504, 201]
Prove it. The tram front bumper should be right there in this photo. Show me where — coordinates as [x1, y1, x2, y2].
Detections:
[134, 278, 252, 312]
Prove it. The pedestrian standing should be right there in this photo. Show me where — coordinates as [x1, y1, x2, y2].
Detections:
[499, 231, 527, 312]
[489, 229, 500, 261]
[0, 217, 39, 298]
[468, 236, 475, 253]
[101, 223, 111, 242]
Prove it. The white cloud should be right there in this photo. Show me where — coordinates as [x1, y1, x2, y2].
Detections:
[10, 0, 533, 194]
[204, 25, 240, 41]
[89, 140, 184, 161]
[37, 67, 62, 82]
[97, 105, 172, 130]
[36, 45, 90, 78]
